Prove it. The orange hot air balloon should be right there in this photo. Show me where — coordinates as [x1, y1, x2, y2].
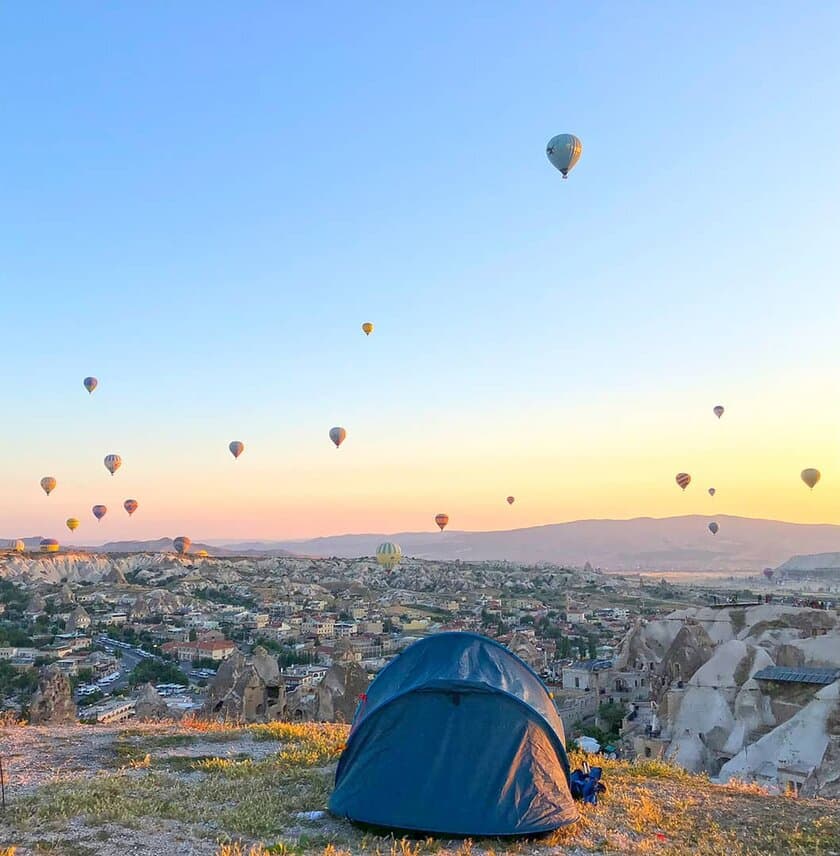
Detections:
[124, 499, 138, 516]
[362, 322, 374, 336]
[435, 513, 449, 531]
[173, 536, 191, 555]
[40, 476, 57, 496]
[329, 427, 347, 448]
[675, 473, 691, 490]
[506, 496, 515, 505]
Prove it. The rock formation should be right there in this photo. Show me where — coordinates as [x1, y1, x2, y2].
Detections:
[28, 665, 77, 724]
[65, 605, 91, 632]
[204, 649, 285, 723]
[134, 683, 172, 720]
[316, 641, 370, 724]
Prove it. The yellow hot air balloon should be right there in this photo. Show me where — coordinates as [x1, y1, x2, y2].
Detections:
[376, 541, 402, 571]
[196, 549, 209, 557]
[362, 322, 374, 336]
[801, 468, 821, 490]
[40, 476, 57, 496]
[40, 538, 60, 553]
[66, 518, 80, 532]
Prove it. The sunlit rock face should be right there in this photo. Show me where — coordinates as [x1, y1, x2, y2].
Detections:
[29, 666, 77, 725]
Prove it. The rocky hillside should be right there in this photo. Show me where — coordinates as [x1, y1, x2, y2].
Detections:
[0, 721, 836, 855]
[253, 514, 840, 570]
[616, 604, 840, 793]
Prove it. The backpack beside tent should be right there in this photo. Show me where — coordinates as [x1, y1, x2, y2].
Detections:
[329, 631, 579, 836]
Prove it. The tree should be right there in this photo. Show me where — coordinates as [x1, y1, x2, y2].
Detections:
[597, 701, 627, 738]
[188, 628, 197, 642]
[129, 659, 187, 687]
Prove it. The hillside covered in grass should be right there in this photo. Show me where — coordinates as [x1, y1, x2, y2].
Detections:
[0, 721, 837, 856]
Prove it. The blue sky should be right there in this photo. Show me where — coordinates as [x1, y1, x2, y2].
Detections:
[2, 3, 839, 541]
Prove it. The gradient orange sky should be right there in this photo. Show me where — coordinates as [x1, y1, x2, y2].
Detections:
[2, 4, 839, 543]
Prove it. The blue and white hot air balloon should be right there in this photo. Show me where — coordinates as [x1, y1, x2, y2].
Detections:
[546, 134, 583, 179]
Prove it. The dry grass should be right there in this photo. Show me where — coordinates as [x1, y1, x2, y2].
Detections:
[2, 724, 838, 856]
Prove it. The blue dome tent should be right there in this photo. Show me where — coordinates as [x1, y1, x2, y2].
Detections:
[329, 632, 579, 836]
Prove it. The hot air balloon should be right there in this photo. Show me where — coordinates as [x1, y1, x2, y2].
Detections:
[713, 405, 724, 419]
[196, 549, 209, 557]
[124, 499, 138, 516]
[66, 518, 80, 532]
[708, 522, 719, 535]
[173, 536, 191, 555]
[362, 322, 374, 336]
[708, 488, 716, 497]
[376, 541, 402, 571]
[104, 454, 122, 475]
[83, 377, 98, 394]
[506, 496, 515, 505]
[675, 473, 691, 490]
[92, 505, 107, 521]
[763, 568, 774, 581]
[435, 513, 449, 531]
[229, 441, 245, 459]
[801, 468, 821, 490]
[40, 538, 60, 553]
[40, 476, 57, 496]
[329, 427, 347, 448]
[546, 134, 583, 178]
[6, 540, 25, 553]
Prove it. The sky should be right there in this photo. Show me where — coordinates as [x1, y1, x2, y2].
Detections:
[2, 2, 840, 544]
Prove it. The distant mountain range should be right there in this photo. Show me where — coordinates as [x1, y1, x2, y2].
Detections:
[9, 516, 840, 570]
[216, 515, 840, 571]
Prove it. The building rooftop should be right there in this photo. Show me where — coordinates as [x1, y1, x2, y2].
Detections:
[565, 658, 613, 672]
[753, 666, 840, 685]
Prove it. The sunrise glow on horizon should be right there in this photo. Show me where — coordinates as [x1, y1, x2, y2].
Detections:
[2, 3, 840, 544]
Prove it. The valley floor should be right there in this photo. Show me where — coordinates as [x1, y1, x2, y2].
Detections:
[0, 722, 837, 856]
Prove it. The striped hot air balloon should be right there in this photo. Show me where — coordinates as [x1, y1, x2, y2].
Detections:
[675, 473, 691, 491]
[40, 538, 60, 553]
[6, 540, 25, 553]
[104, 454, 122, 475]
[123, 499, 138, 516]
[329, 427, 347, 448]
[173, 536, 191, 555]
[229, 441, 245, 459]
[66, 518, 80, 532]
[375, 541, 402, 571]
[92, 505, 107, 521]
[435, 513, 449, 531]
[40, 476, 57, 496]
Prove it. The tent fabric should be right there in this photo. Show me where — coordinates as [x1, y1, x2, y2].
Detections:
[329, 632, 579, 836]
